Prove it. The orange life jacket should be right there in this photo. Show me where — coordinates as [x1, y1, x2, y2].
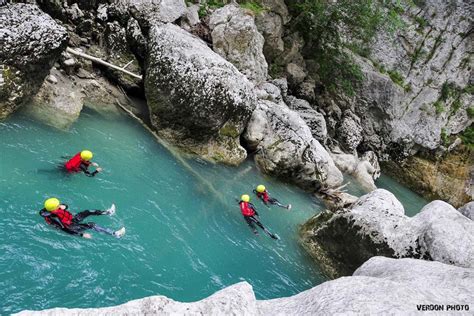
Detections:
[240, 201, 255, 217]
[64, 152, 89, 172]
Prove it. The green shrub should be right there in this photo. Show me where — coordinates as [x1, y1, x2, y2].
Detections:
[467, 107, 474, 118]
[433, 100, 444, 114]
[240, 1, 265, 14]
[288, 0, 406, 94]
[460, 125, 474, 149]
[388, 70, 405, 87]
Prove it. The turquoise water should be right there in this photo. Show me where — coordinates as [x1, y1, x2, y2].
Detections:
[0, 108, 428, 313]
[0, 109, 327, 313]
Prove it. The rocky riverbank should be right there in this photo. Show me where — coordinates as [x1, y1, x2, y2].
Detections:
[1, 1, 473, 312]
[300, 189, 474, 278]
[16, 256, 474, 315]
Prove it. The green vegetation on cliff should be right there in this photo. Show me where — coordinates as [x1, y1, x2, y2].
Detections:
[288, 0, 406, 94]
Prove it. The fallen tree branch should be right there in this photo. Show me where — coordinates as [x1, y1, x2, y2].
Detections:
[66, 47, 142, 80]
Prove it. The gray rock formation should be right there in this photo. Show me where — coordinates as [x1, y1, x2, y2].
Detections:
[244, 99, 343, 189]
[331, 151, 380, 192]
[22, 67, 129, 129]
[286, 95, 327, 143]
[300, 189, 474, 277]
[458, 202, 474, 220]
[337, 1, 474, 156]
[209, 4, 268, 83]
[145, 23, 257, 165]
[113, 0, 187, 27]
[0, 3, 68, 119]
[16, 257, 474, 315]
[254, 0, 290, 63]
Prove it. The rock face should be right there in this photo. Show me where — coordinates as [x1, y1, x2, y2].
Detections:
[300, 189, 474, 277]
[145, 23, 257, 165]
[22, 67, 131, 129]
[209, 4, 268, 83]
[285, 96, 327, 143]
[331, 151, 380, 192]
[0, 3, 68, 119]
[382, 148, 473, 208]
[459, 202, 474, 220]
[244, 99, 343, 189]
[320, 1, 474, 157]
[254, 0, 289, 63]
[16, 257, 474, 315]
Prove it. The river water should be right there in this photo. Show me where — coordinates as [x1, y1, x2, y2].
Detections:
[0, 108, 427, 313]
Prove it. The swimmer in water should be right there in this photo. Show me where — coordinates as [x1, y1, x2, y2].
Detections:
[63, 150, 102, 177]
[39, 198, 125, 239]
[253, 185, 291, 210]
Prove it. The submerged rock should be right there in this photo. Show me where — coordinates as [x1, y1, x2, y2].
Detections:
[300, 189, 474, 277]
[16, 257, 474, 315]
[244, 99, 343, 189]
[0, 3, 68, 119]
[145, 23, 256, 165]
[209, 4, 268, 83]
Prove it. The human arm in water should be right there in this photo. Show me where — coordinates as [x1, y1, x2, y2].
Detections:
[39, 209, 90, 238]
[80, 162, 102, 177]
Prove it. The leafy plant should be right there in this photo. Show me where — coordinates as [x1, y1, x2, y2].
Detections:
[433, 100, 445, 114]
[240, 1, 265, 14]
[460, 125, 474, 150]
[467, 107, 474, 118]
[288, 0, 406, 94]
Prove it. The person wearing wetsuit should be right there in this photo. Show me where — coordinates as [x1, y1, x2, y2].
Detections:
[239, 194, 277, 239]
[64, 150, 102, 177]
[254, 185, 291, 210]
[40, 198, 125, 239]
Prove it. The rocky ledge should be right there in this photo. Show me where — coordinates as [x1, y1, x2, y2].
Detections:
[0, 3, 68, 119]
[16, 256, 474, 315]
[300, 189, 474, 278]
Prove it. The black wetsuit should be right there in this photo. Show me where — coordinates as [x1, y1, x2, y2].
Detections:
[80, 162, 99, 177]
[39, 205, 114, 237]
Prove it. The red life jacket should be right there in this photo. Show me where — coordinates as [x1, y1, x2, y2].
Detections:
[257, 191, 270, 203]
[45, 208, 73, 226]
[64, 152, 89, 172]
[240, 201, 255, 217]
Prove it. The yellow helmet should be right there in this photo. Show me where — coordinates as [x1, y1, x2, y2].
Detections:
[256, 185, 266, 193]
[44, 198, 60, 211]
[241, 194, 250, 202]
[80, 150, 93, 161]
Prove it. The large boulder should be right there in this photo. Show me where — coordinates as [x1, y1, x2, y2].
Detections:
[209, 5, 268, 83]
[22, 67, 130, 129]
[244, 99, 343, 189]
[286, 95, 327, 144]
[110, 0, 187, 27]
[300, 189, 474, 277]
[260, 257, 474, 315]
[16, 257, 474, 315]
[145, 23, 257, 165]
[0, 3, 68, 119]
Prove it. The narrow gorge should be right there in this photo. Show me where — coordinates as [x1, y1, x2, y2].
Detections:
[0, 0, 472, 314]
